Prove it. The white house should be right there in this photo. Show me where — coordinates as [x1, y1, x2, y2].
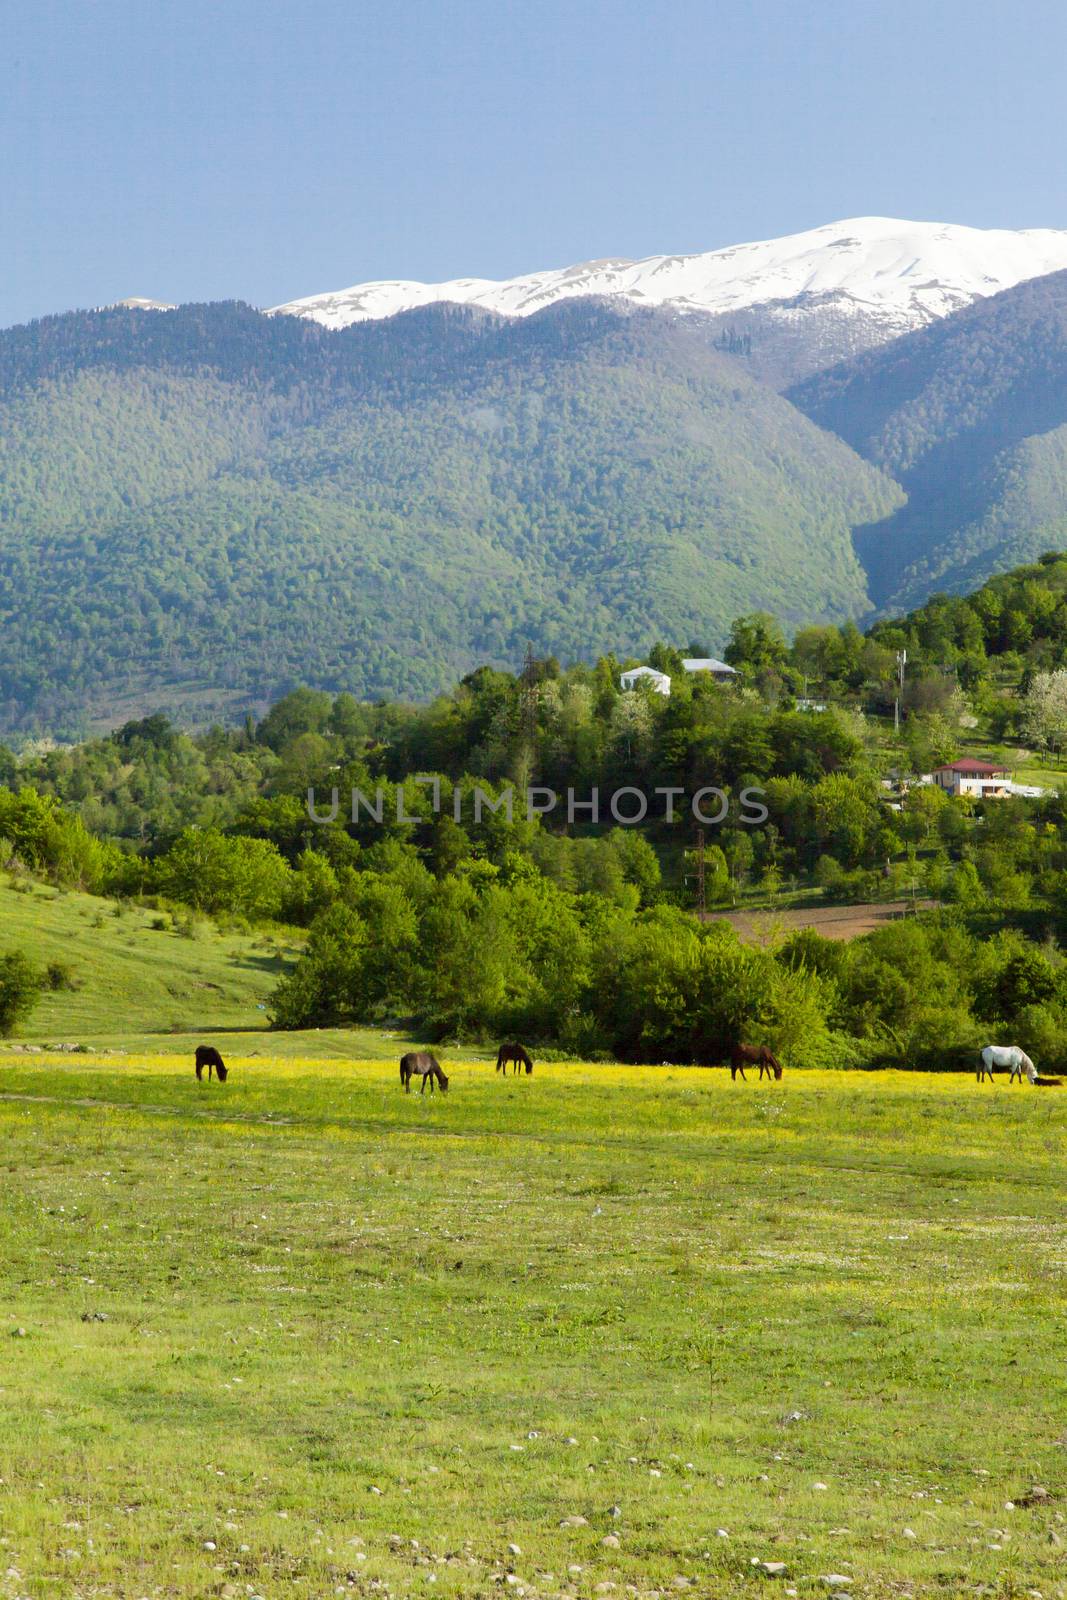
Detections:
[619, 665, 672, 696]
[681, 657, 738, 682]
[932, 759, 1012, 798]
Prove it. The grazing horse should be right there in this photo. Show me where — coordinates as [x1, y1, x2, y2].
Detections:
[496, 1043, 533, 1075]
[195, 1044, 228, 1082]
[730, 1043, 783, 1082]
[400, 1051, 449, 1094]
[978, 1044, 1036, 1084]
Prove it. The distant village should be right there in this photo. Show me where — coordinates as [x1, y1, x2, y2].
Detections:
[618, 658, 1048, 802]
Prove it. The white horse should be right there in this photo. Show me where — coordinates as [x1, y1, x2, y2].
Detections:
[978, 1044, 1036, 1084]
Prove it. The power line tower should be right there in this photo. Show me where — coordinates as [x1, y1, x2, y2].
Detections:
[517, 644, 540, 784]
[894, 648, 907, 734]
[685, 827, 707, 918]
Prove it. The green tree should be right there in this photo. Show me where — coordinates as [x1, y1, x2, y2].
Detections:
[156, 828, 292, 918]
[724, 612, 788, 675]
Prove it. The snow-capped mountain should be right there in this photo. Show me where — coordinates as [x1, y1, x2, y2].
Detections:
[270, 217, 1067, 372]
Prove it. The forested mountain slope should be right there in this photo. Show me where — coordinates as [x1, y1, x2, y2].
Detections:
[0, 299, 900, 734]
[792, 270, 1067, 609]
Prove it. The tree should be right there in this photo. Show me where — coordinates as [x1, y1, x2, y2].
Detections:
[256, 689, 335, 753]
[269, 904, 370, 1027]
[1023, 669, 1067, 752]
[0, 951, 43, 1037]
[724, 612, 788, 675]
[155, 828, 292, 919]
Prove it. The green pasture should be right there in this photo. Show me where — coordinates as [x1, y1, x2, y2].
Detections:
[0, 1053, 1062, 1598]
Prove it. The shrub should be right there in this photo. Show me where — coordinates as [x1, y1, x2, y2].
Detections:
[44, 960, 78, 992]
[0, 951, 44, 1037]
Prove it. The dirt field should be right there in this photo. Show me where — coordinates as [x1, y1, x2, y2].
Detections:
[712, 898, 938, 944]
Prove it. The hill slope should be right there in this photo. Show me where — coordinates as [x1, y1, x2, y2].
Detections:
[792, 270, 1067, 608]
[0, 299, 900, 733]
[0, 879, 290, 1042]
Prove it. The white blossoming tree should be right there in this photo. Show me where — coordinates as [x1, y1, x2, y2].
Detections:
[1023, 669, 1067, 753]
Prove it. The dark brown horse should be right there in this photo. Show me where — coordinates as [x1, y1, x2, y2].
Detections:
[730, 1043, 782, 1081]
[496, 1043, 533, 1075]
[400, 1051, 449, 1093]
[195, 1045, 228, 1082]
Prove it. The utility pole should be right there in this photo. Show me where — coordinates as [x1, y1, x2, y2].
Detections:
[692, 826, 706, 918]
[894, 648, 907, 734]
[518, 644, 539, 787]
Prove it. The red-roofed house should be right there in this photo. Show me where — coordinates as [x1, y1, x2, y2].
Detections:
[932, 759, 1012, 798]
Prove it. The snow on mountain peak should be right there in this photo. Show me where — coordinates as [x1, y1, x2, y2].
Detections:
[111, 297, 178, 312]
[269, 217, 1067, 339]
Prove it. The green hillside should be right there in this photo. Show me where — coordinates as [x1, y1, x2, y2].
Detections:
[0, 300, 900, 733]
[0, 879, 293, 1046]
[792, 269, 1067, 609]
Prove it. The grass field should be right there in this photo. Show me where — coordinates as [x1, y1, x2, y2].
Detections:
[0, 1053, 1063, 1599]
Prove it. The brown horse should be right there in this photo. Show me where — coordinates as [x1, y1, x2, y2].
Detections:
[195, 1045, 227, 1082]
[730, 1043, 782, 1081]
[496, 1043, 533, 1075]
[400, 1051, 449, 1094]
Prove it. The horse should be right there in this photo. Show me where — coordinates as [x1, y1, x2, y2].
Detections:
[400, 1051, 449, 1094]
[496, 1043, 533, 1075]
[978, 1044, 1036, 1084]
[730, 1043, 783, 1082]
[195, 1044, 228, 1082]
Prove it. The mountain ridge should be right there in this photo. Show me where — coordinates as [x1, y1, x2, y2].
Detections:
[791, 268, 1067, 609]
[268, 217, 1067, 382]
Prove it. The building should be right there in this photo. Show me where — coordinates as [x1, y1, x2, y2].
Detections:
[681, 657, 739, 682]
[619, 665, 672, 697]
[932, 759, 1012, 798]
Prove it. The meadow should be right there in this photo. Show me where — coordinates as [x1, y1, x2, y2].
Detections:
[0, 1052, 1063, 1600]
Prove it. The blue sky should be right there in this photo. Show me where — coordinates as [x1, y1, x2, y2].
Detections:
[4, 0, 1067, 326]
